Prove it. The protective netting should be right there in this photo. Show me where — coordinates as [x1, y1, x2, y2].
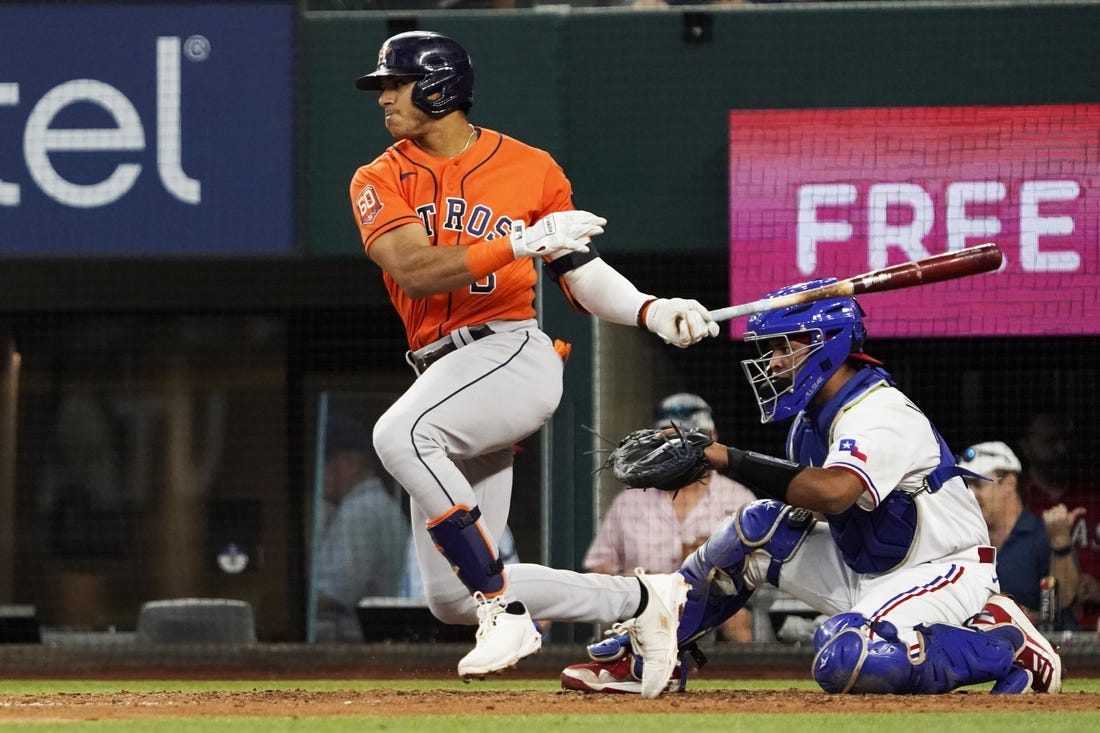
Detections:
[0, 2, 1097, 672]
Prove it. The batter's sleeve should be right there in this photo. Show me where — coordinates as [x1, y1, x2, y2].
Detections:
[349, 166, 423, 252]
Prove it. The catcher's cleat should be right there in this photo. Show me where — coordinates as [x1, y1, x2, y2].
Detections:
[457, 593, 542, 680]
[627, 568, 689, 699]
[969, 593, 1062, 693]
[561, 654, 685, 695]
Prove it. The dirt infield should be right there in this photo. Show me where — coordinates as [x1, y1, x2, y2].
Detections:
[3, 687, 1100, 721]
[3, 642, 1098, 721]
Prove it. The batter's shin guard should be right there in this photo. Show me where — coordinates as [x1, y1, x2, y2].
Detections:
[426, 505, 505, 596]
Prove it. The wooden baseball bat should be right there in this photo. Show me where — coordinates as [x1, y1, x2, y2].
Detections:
[709, 243, 1004, 323]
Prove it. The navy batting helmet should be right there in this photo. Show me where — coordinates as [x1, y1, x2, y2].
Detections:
[740, 279, 879, 423]
[355, 31, 474, 116]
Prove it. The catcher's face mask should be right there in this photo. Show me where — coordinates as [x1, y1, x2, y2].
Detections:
[741, 330, 837, 423]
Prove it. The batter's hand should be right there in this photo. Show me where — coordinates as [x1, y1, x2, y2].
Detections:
[510, 210, 605, 259]
[644, 297, 720, 347]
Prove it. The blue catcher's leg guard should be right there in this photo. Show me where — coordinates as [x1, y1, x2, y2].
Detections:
[587, 632, 630, 662]
[812, 612, 1025, 694]
[678, 499, 814, 645]
[585, 499, 815, 691]
[425, 504, 505, 596]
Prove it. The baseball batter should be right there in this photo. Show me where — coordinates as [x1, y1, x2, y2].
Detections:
[348, 31, 716, 686]
[563, 280, 1063, 696]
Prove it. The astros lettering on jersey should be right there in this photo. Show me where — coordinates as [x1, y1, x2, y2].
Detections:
[350, 127, 573, 350]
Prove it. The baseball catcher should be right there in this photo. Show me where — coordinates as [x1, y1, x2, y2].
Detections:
[563, 279, 1062, 697]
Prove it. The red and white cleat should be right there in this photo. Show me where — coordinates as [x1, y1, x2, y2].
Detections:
[970, 594, 1062, 693]
[561, 655, 684, 695]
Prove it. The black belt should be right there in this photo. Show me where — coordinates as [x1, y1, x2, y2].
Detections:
[410, 324, 494, 374]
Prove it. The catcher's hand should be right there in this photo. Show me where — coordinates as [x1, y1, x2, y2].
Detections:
[606, 425, 714, 493]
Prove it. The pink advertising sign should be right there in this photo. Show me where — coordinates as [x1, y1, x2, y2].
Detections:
[728, 105, 1099, 337]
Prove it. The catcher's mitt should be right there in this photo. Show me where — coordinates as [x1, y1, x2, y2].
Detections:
[606, 425, 714, 493]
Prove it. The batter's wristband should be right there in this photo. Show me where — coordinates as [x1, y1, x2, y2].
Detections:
[466, 239, 515, 279]
[725, 446, 802, 504]
[637, 298, 659, 328]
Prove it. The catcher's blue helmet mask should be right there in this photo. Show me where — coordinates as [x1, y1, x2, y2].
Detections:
[356, 31, 474, 117]
[741, 278, 878, 423]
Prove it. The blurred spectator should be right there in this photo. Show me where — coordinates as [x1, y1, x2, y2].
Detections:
[313, 412, 409, 642]
[958, 441, 1079, 630]
[1018, 412, 1099, 631]
[584, 393, 756, 641]
[39, 393, 129, 560]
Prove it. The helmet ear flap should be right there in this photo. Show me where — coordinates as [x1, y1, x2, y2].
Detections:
[356, 31, 474, 115]
[413, 68, 473, 116]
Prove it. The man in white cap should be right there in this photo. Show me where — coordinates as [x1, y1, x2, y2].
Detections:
[583, 394, 756, 580]
[958, 441, 1081, 630]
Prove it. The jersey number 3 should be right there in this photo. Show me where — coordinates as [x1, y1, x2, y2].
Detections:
[471, 274, 495, 294]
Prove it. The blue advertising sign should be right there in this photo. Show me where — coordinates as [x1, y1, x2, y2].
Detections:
[0, 2, 294, 256]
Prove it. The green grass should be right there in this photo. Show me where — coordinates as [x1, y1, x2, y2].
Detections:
[3, 713, 1100, 733]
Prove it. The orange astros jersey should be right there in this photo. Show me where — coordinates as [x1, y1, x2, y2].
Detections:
[350, 127, 575, 350]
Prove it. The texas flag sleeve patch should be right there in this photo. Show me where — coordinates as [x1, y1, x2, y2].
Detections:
[838, 438, 868, 462]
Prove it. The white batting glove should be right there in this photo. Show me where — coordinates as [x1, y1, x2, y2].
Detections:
[644, 297, 720, 347]
[510, 210, 606, 259]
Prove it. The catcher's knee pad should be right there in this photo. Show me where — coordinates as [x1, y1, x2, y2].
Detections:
[737, 499, 815, 586]
[425, 504, 505, 597]
[812, 613, 909, 694]
[683, 499, 811, 590]
[677, 515, 752, 645]
[813, 613, 1023, 694]
[677, 499, 812, 644]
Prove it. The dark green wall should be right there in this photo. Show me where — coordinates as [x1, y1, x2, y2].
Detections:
[303, 12, 569, 259]
[304, 3, 1099, 258]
